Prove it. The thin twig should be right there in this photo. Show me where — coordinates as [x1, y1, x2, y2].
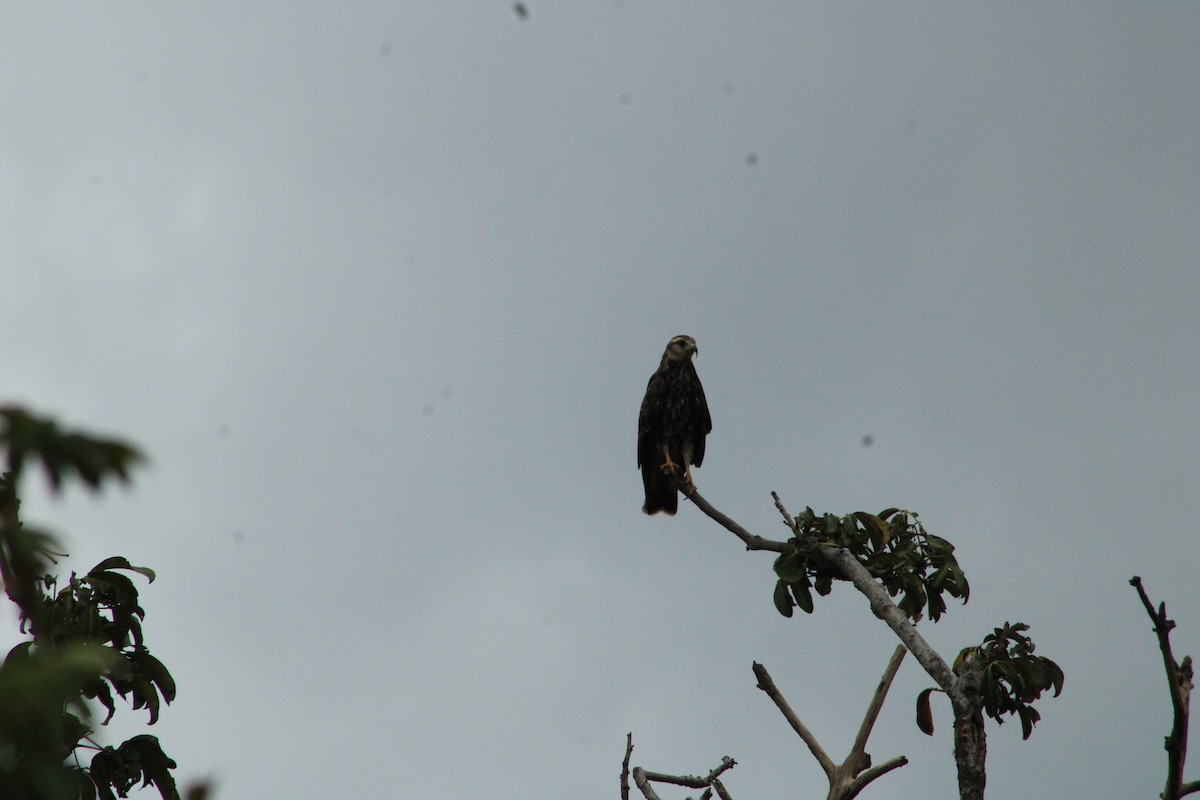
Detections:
[703, 757, 737, 785]
[772, 491, 797, 533]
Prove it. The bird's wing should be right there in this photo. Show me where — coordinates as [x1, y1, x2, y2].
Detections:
[689, 363, 712, 466]
[638, 369, 665, 468]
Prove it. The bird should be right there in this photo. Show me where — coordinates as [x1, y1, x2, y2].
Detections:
[638, 335, 712, 515]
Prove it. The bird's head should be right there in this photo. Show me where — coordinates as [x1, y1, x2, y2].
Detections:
[664, 335, 698, 362]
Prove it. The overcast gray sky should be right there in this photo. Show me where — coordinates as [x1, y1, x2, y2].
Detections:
[4, 3, 1199, 798]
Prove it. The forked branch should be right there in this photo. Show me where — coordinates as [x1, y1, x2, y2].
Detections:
[753, 647, 909, 800]
[622, 734, 737, 800]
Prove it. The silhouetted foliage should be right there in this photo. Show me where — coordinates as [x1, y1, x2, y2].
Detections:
[0, 405, 179, 800]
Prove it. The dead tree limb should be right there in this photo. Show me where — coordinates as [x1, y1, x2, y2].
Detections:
[752, 661, 836, 775]
[753, 647, 909, 800]
[627, 744, 737, 800]
[850, 645, 909, 775]
[1131, 576, 1195, 800]
[621, 733, 633, 800]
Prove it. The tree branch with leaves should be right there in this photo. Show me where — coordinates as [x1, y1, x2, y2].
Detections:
[0, 405, 185, 800]
[629, 483, 1063, 799]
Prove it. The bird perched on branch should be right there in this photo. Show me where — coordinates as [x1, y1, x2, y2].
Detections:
[638, 335, 711, 515]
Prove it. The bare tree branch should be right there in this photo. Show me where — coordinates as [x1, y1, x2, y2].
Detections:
[684, 486, 789, 552]
[630, 756, 738, 799]
[752, 662, 835, 776]
[846, 756, 909, 798]
[703, 757, 737, 786]
[621, 733, 633, 800]
[640, 770, 710, 789]
[849, 645, 907, 767]
[1132, 576, 1195, 800]
[754, 654, 909, 800]
[631, 768, 663, 800]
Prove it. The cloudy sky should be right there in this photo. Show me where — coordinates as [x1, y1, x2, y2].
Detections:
[4, 3, 1198, 798]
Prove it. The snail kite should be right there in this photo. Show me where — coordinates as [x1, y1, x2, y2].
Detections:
[638, 335, 712, 515]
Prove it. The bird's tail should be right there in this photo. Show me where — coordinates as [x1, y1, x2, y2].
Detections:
[641, 464, 678, 515]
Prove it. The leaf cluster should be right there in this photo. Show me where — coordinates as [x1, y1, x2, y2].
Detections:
[957, 622, 1064, 739]
[772, 508, 969, 622]
[85, 736, 178, 800]
[914, 623, 1065, 740]
[0, 406, 141, 495]
[0, 406, 179, 800]
[0, 643, 119, 799]
[44, 558, 177, 727]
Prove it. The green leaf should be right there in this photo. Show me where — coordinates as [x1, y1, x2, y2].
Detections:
[141, 651, 177, 704]
[87, 571, 140, 606]
[77, 768, 98, 800]
[90, 556, 156, 583]
[855, 511, 891, 551]
[929, 564, 950, 592]
[62, 710, 92, 749]
[1017, 704, 1040, 740]
[1048, 660, 1065, 697]
[773, 580, 793, 618]
[90, 748, 125, 800]
[790, 580, 814, 614]
[926, 589, 947, 622]
[128, 672, 162, 724]
[773, 553, 807, 584]
[83, 677, 118, 724]
[125, 735, 180, 799]
[916, 687, 937, 735]
[0, 406, 143, 494]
